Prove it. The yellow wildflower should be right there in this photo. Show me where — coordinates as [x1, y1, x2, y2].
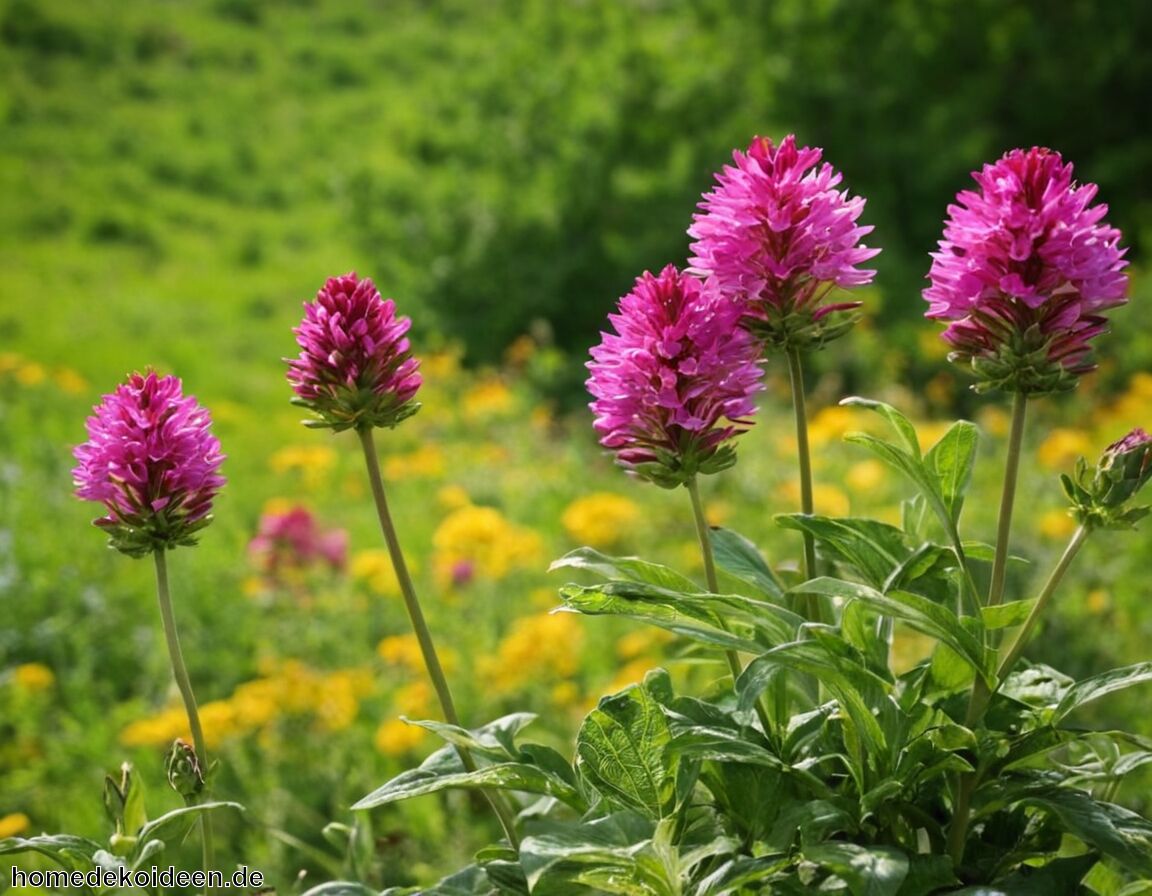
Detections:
[437, 484, 472, 510]
[120, 707, 188, 748]
[352, 549, 418, 596]
[915, 421, 952, 451]
[394, 681, 434, 718]
[269, 444, 337, 489]
[778, 481, 851, 518]
[561, 492, 642, 548]
[1038, 428, 1093, 471]
[15, 361, 46, 386]
[13, 662, 55, 693]
[0, 813, 30, 838]
[432, 505, 543, 584]
[1039, 508, 1077, 540]
[384, 444, 445, 480]
[53, 367, 89, 395]
[601, 658, 658, 696]
[463, 377, 515, 421]
[615, 628, 674, 661]
[374, 718, 428, 757]
[808, 406, 865, 447]
[482, 612, 584, 692]
[1086, 589, 1111, 615]
[846, 460, 886, 493]
[977, 406, 1011, 439]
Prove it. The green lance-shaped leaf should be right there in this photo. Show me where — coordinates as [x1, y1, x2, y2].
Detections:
[576, 684, 676, 820]
[841, 397, 922, 457]
[134, 801, 244, 850]
[559, 581, 801, 652]
[803, 842, 910, 896]
[707, 526, 786, 599]
[405, 712, 539, 760]
[518, 812, 659, 891]
[924, 420, 979, 526]
[550, 548, 700, 594]
[794, 577, 992, 685]
[776, 514, 910, 591]
[354, 743, 586, 812]
[981, 599, 1038, 631]
[1053, 661, 1152, 725]
[0, 833, 106, 870]
[1012, 786, 1152, 876]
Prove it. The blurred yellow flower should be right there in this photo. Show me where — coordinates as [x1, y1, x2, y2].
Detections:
[1039, 508, 1077, 540]
[120, 707, 188, 748]
[503, 334, 537, 367]
[0, 812, 30, 838]
[394, 681, 434, 718]
[561, 492, 642, 548]
[1037, 428, 1093, 471]
[13, 662, 55, 693]
[1086, 589, 1111, 615]
[270, 444, 337, 490]
[432, 505, 543, 584]
[915, 421, 951, 450]
[374, 718, 428, 757]
[601, 658, 658, 697]
[14, 361, 46, 386]
[615, 628, 674, 661]
[977, 406, 1011, 439]
[481, 612, 584, 692]
[351, 549, 419, 596]
[808, 406, 865, 447]
[53, 367, 89, 395]
[384, 444, 445, 480]
[846, 460, 886, 493]
[778, 481, 851, 518]
[463, 377, 515, 421]
[422, 348, 463, 385]
[437, 484, 472, 510]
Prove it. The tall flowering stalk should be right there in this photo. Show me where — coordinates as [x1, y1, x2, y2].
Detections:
[929, 149, 1131, 867]
[925, 148, 1129, 612]
[690, 135, 879, 600]
[288, 272, 519, 846]
[73, 371, 225, 872]
[587, 265, 772, 728]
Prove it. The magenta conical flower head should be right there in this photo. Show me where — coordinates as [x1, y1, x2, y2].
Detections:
[924, 147, 1128, 394]
[587, 265, 765, 488]
[73, 372, 226, 557]
[287, 273, 422, 432]
[689, 134, 880, 351]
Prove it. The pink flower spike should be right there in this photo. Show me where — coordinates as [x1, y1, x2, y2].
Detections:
[73, 372, 225, 557]
[689, 135, 879, 350]
[587, 265, 764, 487]
[924, 147, 1128, 394]
[287, 273, 422, 432]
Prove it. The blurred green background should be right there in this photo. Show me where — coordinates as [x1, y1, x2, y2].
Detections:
[2, 0, 1151, 889]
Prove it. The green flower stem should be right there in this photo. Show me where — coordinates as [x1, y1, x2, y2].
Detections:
[687, 476, 776, 740]
[987, 392, 1028, 609]
[996, 522, 1090, 681]
[950, 515, 1088, 868]
[357, 427, 521, 849]
[152, 548, 215, 877]
[786, 348, 824, 623]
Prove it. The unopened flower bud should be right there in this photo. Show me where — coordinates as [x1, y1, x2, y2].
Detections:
[1062, 428, 1152, 529]
[165, 738, 204, 799]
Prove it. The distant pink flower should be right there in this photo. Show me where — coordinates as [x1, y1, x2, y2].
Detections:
[924, 147, 1128, 391]
[287, 273, 422, 432]
[587, 265, 764, 487]
[689, 135, 879, 348]
[248, 505, 347, 579]
[73, 372, 225, 556]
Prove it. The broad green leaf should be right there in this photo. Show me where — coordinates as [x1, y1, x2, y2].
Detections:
[794, 577, 990, 684]
[354, 745, 584, 811]
[924, 420, 979, 525]
[776, 514, 909, 590]
[303, 884, 384, 896]
[0, 833, 104, 870]
[692, 854, 791, 894]
[894, 855, 958, 896]
[135, 801, 244, 848]
[559, 582, 800, 651]
[982, 599, 1037, 630]
[999, 664, 1074, 710]
[476, 844, 530, 895]
[708, 527, 785, 599]
[550, 548, 700, 593]
[738, 637, 891, 778]
[379, 864, 496, 896]
[519, 812, 657, 890]
[947, 853, 1097, 895]
[406, 712, 538, 759]
[576, 684, 675, 819]
[1014, 787, 1152, 876]
[766, 799, 856, 852]
[1054, 662, 1152, 724]
[841, 397, 921, 456]
[804, 842, 910, 896]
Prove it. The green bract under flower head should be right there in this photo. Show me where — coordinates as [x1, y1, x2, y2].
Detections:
[287, 272, 422, 433]
[1062, 428, 1152, 529]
